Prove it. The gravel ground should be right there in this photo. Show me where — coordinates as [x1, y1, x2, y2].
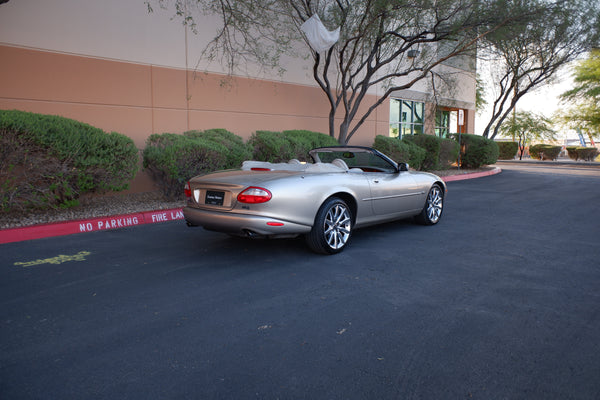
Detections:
[0, 167, 491, 230]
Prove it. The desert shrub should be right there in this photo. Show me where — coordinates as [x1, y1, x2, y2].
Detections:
[183, 129, 251, 168]
[248, 131, 294, 162]
[402, 134, 442, 170]
[438, 137, 460, 169]
[282, 130, 339, 150]
[576, 147, 600, 161]
[566, 146, 579, 160]
[497, 141, 519, 160]
[401, 134, 459, 170]
[0, 110, 138, 211]
[566, 146, 599, 161]
[452, 133, 499, 168]
[372, 135, 427, 170]
[529, 144, 562, 160]
[143, 133, 228, 199]
[248, 130, 338, 162]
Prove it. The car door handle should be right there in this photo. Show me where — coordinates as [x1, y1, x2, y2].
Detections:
[373, 180, 379, 183]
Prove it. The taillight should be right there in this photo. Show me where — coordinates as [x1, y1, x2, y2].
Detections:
[184, 182, 191, 199]
[237, 187, 272, 204]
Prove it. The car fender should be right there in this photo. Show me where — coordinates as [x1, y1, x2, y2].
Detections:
[240, 172, 371, 228]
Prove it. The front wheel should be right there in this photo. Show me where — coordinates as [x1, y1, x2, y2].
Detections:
[415, 184, 444, 225]
[306, 197, 353, 255]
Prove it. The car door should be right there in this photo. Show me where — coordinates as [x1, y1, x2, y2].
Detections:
[367, 171, 424, 216]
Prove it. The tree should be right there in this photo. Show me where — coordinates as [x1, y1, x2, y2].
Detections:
[147, 0, 543, 144]
[497, 111, 555, 160]
[558, 49, 600, 142]
[475, 73, 488, 113]
[479, 0, 599, 140]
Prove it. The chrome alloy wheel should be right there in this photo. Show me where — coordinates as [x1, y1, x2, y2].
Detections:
[323, 203, 352, 250]
[307, 197, 354, 254]
[426, 185, 443, 224]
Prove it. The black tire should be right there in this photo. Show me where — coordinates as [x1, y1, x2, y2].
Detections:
[306, 197, 353, 254]
[415, 184, 444, 225]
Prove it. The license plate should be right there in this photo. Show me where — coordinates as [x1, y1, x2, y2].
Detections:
[205, 190, 225, 206]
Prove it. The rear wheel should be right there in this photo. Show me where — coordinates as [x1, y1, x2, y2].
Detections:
[306, 197, 353, 254]
[415, 184, 444, 225]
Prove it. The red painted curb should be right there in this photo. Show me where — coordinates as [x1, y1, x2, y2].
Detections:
[442, 167, 501, 182]
[0, 167, 502, 245]
[0, 208, 184, 245]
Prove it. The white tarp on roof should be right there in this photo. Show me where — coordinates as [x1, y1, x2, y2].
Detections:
[300, 14, 340, 53]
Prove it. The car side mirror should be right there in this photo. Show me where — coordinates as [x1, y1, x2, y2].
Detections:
[399, 162, 409, 172]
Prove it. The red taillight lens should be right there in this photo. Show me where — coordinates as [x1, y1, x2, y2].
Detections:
[184, 182, 191, 199]
[237, 187, 272, 204]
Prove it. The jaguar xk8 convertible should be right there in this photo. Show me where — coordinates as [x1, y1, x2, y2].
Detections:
[183, 146, 446, 254]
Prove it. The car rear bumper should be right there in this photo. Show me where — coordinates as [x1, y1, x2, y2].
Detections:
[183, 206, 312, 237]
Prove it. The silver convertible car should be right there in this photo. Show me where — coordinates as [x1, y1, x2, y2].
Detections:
[183, 146, 446, 254]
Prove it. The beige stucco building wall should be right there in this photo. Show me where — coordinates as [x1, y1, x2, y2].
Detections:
[0, 0, 475, 190]
[0, 1, 389, 146]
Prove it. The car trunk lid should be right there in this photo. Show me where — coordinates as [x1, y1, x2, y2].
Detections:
[186, 170, 302, 210]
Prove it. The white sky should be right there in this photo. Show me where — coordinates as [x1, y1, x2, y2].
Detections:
[475, 66, 578, 141]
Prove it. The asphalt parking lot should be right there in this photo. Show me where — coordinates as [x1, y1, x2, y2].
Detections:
[1, 163, 599, 399]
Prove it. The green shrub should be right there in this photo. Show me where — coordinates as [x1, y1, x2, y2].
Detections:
[372, 135, 426, 170]
[438, 138, 460, 169]
[529, 144, 562, 160]
[566, 146, 599, 161]
[282, 130, 339, 149]
[566, 146, 578, 160]
[576, 147, 599, 161]
[497, 141, 519, 160]
[401, 134, 460, 170]
[248, 130, 338, 162]
[183, 129, 251, 168]
[248, 131, 295, 162]
[402, 134, 442, 170]
[143, 133, 228, 199]
[452, 133, 499, 168]
[0, 110, 138, 211]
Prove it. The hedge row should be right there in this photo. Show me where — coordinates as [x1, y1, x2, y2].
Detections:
[1, 109, 503, 209]
[248, 130, 339, 163]
[372, 135, 427, 170]
[143, 133, 229, 199]
[450, 133, 499, 168]
[372, 134, 462, 170]
[566, 146, 599, 161]
[497, 141, 519, 160]
[147, 131, 490, 198]
[144, 129, 338, 199]
[0, 110, 138, 211]
[529, 144, 562, 161]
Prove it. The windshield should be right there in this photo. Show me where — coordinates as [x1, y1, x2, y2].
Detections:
[311, 147, 398, 173]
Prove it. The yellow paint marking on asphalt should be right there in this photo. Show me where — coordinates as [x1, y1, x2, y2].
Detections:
[14, 251, 92, 267]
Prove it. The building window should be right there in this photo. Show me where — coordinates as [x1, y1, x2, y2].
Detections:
[435, 109, 450, 138]
[436, 108, 466, 137]
[389, 99, 424, 139]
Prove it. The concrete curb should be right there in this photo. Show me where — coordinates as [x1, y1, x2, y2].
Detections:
[0, 168, 502, 245]
[442, 166, 502, 182]
[0, 208, 185, 245]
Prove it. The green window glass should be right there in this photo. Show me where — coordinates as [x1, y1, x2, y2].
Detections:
[435, 109, 450, 138]
[389, 98, 425, 139]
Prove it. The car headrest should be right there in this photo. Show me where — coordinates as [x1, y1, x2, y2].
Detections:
[331, 158, 349, 171]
